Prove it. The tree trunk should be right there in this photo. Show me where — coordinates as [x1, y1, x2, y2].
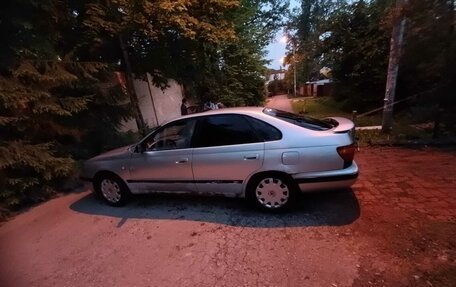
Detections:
[118, 34, 147, 135]
[146, 73, 159, 127]
[381, 0, 407, 133]
[433, 0, 455, 139]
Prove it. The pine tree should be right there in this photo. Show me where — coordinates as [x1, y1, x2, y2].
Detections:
[0, 0, 130, 207]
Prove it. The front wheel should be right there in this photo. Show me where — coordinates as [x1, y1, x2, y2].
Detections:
[94, 174, 130, 207]
[248, 174, 297, 211]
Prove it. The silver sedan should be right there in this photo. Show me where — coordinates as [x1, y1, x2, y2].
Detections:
[81, 107, 358, 211]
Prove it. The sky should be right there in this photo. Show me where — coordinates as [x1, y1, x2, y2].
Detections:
[266, 0, 300, 70]
[266, 33, 287, 70]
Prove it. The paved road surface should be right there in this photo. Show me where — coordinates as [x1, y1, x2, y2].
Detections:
[1, 147, 455, 287]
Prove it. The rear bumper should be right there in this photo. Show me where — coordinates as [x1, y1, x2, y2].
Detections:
[293, 162, 359, 192]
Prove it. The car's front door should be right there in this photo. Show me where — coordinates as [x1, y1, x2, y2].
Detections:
[192, 115, 265, 196]
[128, 118, 196, 193]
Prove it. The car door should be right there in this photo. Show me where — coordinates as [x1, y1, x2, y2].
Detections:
[128, 118, 196, 193]
[192, 114, 265, 196]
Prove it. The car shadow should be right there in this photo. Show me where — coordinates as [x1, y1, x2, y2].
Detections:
[70, 189, 360, 228]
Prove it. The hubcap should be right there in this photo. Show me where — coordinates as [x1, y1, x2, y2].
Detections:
[100, 179, 121, 203]
[255, 177, 289, 209]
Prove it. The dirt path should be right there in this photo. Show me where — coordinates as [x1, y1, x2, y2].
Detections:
[266, 94, 293, 112]
[0, 147, 455, 287]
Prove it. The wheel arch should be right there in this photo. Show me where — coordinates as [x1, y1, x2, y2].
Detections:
[92, 170, 131, 194]
[244, 170, 298, 197]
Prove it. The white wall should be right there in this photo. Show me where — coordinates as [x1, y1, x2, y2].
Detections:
[119, 73, 184, 132]
[268, 72, 285, 82]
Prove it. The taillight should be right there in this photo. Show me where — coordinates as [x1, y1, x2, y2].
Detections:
[337, 144, 356, 162]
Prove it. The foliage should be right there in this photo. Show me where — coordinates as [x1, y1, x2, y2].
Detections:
[290, 0, 455, 133]
[176, 0, 289, 106]
[285, 0, 346, 83]
[399, 0, 456, 134]
[292, 97, 350, 117]
[288, 0, 393, 112]
[216, 0, 289, 106]
[0, 0, 288, 210]
[0, 0, 131, 208]
[267, 79, 288, 96]
[291, 96, 380, 126]
[356, 124, 434, 147]
[81, 0, 238, 96]
[76, 0, 288, 111]
[290, 98, 436, 146]
[320, 0, 393, 111]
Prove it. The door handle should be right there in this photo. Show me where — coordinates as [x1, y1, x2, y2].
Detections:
[244, 154, 259, 160]
[176, 158, 189, 164]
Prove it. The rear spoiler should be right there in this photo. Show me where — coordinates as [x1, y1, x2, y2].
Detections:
[325, 117, 355, 133]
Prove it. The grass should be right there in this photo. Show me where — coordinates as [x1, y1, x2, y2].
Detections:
[291, 96, 381, 126]
[356, 122, 434, 147]
[291, 97, 438, 146]
[291, 97, 351, 119]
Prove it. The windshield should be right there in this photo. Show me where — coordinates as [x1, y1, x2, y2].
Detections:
[263, 108, 334, 131]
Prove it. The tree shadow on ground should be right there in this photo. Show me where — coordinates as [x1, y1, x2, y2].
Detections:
[70, 189, 360, 228]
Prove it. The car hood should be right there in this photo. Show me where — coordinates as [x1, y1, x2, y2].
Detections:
[88, 145, 133, 162]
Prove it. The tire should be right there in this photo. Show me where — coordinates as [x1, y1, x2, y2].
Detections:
[247, 173, 297, 212]
[94, 173, 131, 207]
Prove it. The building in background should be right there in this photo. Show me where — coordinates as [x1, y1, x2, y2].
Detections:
[299, 79, 333, 97]
[267, 68, 286, 83]
[115, 72, 184, 132]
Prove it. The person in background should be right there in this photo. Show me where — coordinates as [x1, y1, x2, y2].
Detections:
[203, 101, 218, 111]
[181, 98, 188, 115]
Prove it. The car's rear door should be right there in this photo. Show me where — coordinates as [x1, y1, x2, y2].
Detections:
[192, 114, 265, 196]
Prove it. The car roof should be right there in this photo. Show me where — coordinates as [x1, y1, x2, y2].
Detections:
[163, 106, 267, 125]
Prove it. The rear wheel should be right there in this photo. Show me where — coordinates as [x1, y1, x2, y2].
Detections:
[248, 174, 297, 211]
[94, 174, 130, 206]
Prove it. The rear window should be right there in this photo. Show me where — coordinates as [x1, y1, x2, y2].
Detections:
[263, 108, 334, 131]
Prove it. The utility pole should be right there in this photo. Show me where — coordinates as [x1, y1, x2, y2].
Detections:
[119, 34, 147, 135]
[293, 41, 297, 98]
[381, 0, 408, 133]
[146, 73, 160, 127]
[106, 0, 146, 134]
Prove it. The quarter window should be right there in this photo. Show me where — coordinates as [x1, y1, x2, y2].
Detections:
[195, 115, 260, 147]
[244, 116, 282, 141]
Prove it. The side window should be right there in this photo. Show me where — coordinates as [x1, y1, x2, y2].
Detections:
[244, 116, 282, 141]
[144, 119, 196, 151]
[195, 115, 260, 148]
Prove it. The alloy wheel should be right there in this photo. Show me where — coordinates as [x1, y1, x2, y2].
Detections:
[255, 177, 290, 209]
[100, 178, 122, 203]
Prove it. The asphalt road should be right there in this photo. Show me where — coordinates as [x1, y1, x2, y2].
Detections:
[1, 96, 455, 287]
[1, 146, 455, 287]
[0, 190, 361, 287]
